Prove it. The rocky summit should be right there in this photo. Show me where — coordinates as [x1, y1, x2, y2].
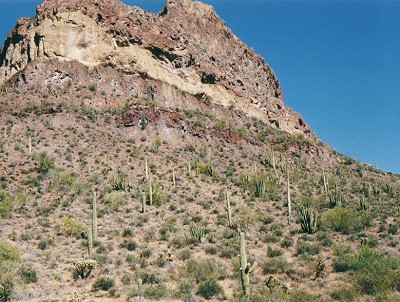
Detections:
[0, 0, 310, 136]
[1, 1, 400, 302]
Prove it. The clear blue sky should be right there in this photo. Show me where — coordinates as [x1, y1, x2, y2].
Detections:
[1, 0, 399, 173]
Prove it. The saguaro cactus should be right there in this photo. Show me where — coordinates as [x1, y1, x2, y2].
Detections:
[226, 189, 233, 228]
[87, 228, 93, 256]
[28, 135, 32, 156]
[149, 176, 153, 206]
[287, 168, 292, 225]
[240, 232, 257, 296]
[144, 156, 149, 181]
[142, 191, 146, 213]
[92, 191, 97, 241]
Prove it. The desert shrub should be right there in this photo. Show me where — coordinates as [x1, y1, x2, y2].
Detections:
[35, 152, 56, 174]
[205, 245, 218, 255]
[178, 249, 191, 261]
[350, 248, 400, 295]
[144, 283, 168, 300]
[296, 242, 321, 256]
[137, 272, 160, 284]
[59, 216, 86, 237]
[334, 247, 400, 295]
[0, 274, 14, 302]
[288, 290, 321, 302]
[120, 239, 137, 251]
[104, 192, 127, 212]
[267, 246, 283, 257]
[93, 277, 115, 291]
[38, 238, 54, 250]
[280, 236, 294, 248]
[323, 208, 371, 234]
[330, 285, 358, 301]
[0, 190, 13, 219]
[262, 258, 290, 274]
[19, 265, 38, 283]
[196, 279, 224, 299]
[0, 242, 20, 262]
[186, 260, 224, 284]
[174, 279, 196, 301]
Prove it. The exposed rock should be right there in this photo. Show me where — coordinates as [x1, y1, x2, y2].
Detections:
[0, 0, 312, 136]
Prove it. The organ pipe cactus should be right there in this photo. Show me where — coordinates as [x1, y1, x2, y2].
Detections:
[240, 232, 257, 296]
[299, 206, 318, 234]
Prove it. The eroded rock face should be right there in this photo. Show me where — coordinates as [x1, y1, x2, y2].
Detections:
[0, 0, 312, 136]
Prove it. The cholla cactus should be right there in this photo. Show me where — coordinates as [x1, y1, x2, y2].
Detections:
[72, 259, 98, 279]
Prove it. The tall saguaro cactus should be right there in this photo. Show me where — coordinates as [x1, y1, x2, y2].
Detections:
[240, 232, 257, 296]
[28, 135, 32, 156]
[92, 191, 98, 241]
[142, 191, 147, 213]
[87, 228, 93, 256]
[287, 167, 292, 225]
[144, 156, 149, 181]
[226, 189, 233, 228]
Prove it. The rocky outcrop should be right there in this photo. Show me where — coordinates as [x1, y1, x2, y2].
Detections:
[0, 0, 312, 136]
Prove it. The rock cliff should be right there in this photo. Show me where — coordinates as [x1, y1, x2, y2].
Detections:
[0, 0, 312, 136]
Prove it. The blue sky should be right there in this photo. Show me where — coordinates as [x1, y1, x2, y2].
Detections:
[1, 0, 399, 173]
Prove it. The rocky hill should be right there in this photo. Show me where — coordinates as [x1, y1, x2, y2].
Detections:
[1, 0, 400, 302]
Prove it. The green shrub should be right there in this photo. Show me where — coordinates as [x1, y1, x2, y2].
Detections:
[35, 152, 56, 174]
[144, 283, 168, 300]
[120, 239, 137, 251]
[330, 285, 358, 301]
[93, 277, 115, 291]
[0, 242, 20, 262]
[186, 260, 224, 284]
[296, 242, 321, 256]
[262, 257, 290, 274]
[334, 247, 400, 295]
[280, 237, 294, 248]
[0, 191, 13, 219]
[267, 246, 283, 257]
[0, 274, 14, 302]
[174, 279, 195, 301]
[196, 279, 224, 299]
[19, 266, 38, 284]
[323, 208, 371, 234]
[59, 217, 86, 237]
[104, 192, 127, 212]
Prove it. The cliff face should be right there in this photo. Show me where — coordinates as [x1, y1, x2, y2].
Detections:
[0, 0, 311, 136]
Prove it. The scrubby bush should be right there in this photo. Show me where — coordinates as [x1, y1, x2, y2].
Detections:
[35, 152, 56, 174]
[0, 242, 20, 262]
[323, 208, 371, 234]
[333, 247, 400, 295]
[59, 216, 86, 237]
[93, 277, 115, 291]
[262, 257, 290, 274]
[144, 283, 169, 300]
[186, 260, 225, 284]
[19, 266, 38, 283]
[196, 279, 224, 299]
[0, 190, 12, 219]
[104, 192, 127, 212]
